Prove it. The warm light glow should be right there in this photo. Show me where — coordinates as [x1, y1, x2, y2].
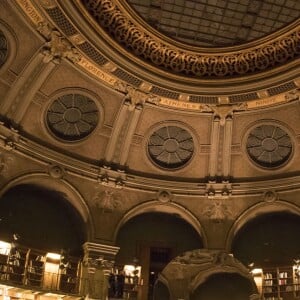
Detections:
[0, 241, 11, 255]
[123, 265, 141, 277]
[251, 268, 263, 294]
[46, 253, 61, 260]
[251, 268, 263, 275]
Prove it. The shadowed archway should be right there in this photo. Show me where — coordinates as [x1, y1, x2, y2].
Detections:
[0, 184, 87, 255]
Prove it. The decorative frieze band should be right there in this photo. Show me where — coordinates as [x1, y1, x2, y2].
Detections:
[82, 0, 300, 78]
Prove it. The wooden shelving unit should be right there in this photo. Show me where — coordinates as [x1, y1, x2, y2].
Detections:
[262, 267, 299, 300]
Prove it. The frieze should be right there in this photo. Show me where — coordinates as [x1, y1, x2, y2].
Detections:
[16, 0, 44, 25]
[82, 0, 300, 78]
[77, 56, 117, 85]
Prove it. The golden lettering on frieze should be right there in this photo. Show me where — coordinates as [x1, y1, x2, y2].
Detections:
[247, 94, 288, 109]
[16, 0, 44, 25]
[77, 57, 117, 85]
[160, 98, 204, 110]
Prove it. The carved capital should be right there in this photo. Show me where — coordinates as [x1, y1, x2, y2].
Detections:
[42, 30, 81, 63]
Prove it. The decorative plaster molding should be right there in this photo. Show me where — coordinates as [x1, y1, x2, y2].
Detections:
[157, 190, 173, 203]
[263, 190, 278, 202]
[42, 30, 81, 63]
[206, 182, 232, 198]
[203, 200, 232, 223]
[0, 152, 13, 175]
[48, 164, 65, 179]
[82, 0, 300, 78]
[92, 189, 122, 212]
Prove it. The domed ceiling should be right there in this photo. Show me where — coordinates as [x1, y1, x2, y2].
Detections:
[127, 0, 300, 47]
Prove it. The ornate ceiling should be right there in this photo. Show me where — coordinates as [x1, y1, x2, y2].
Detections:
[127, 0, 300, 47]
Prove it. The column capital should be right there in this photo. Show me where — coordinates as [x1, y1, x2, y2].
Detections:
[83, 242, 120, 258]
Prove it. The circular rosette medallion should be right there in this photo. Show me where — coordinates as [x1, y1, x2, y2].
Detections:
[148, 125, 194, 169]
[47, 93, 99, 141]
[246, 125, 292, 168]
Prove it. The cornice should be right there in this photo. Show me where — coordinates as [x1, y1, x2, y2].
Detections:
[2, 123, 300, 197]
[81, 0, 300, 79]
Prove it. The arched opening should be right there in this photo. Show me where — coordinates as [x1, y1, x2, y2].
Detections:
[231, 211, 300, 267]
[190, 272, 254, 300]
[115, 212, 203, 300]
[0, 184, 86, 255]
[231, 211, 300, 299]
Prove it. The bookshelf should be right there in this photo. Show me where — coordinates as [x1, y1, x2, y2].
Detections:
[262, 267, 298, 300]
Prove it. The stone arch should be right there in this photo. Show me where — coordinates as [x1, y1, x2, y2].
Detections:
[0, 173, 93, 242]
[0, 20, 17, 73]
[225, 200, 300, 252]
[154, 249, 258, 300]
[114, 200, 207, 247]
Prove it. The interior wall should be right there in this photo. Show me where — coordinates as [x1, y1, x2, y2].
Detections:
[0, 184, 86, 255]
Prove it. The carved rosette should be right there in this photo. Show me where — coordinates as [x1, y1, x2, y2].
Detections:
[82, 0, 300, 78]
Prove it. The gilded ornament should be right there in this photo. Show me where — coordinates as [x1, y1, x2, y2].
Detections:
[82, 0, 300, 78]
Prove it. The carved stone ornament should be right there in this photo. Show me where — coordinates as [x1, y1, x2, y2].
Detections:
[158, 249, 258, 299]
[42, 30, 81, 63]
[92, 189, 122, 212]
[263, 190, 278, 202]
[116, 84, 160, 108]
[48, 164, 65, 179]
[82, 0, 300, 78]
[203, 200, 232, 222]
[157, 190, 172, 203]
[0, 152, 13, 175]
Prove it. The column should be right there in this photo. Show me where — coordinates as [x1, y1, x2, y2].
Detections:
[208, 115, 221, 180]
[1, 50, 56, 123]
[104, 100, 130, 163]
[80, 242, 119, 299]
[119, 104, 143, 165]
[222, 115, 233, 179]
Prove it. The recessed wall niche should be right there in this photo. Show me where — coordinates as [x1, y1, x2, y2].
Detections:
[46, 93, 99, 142]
